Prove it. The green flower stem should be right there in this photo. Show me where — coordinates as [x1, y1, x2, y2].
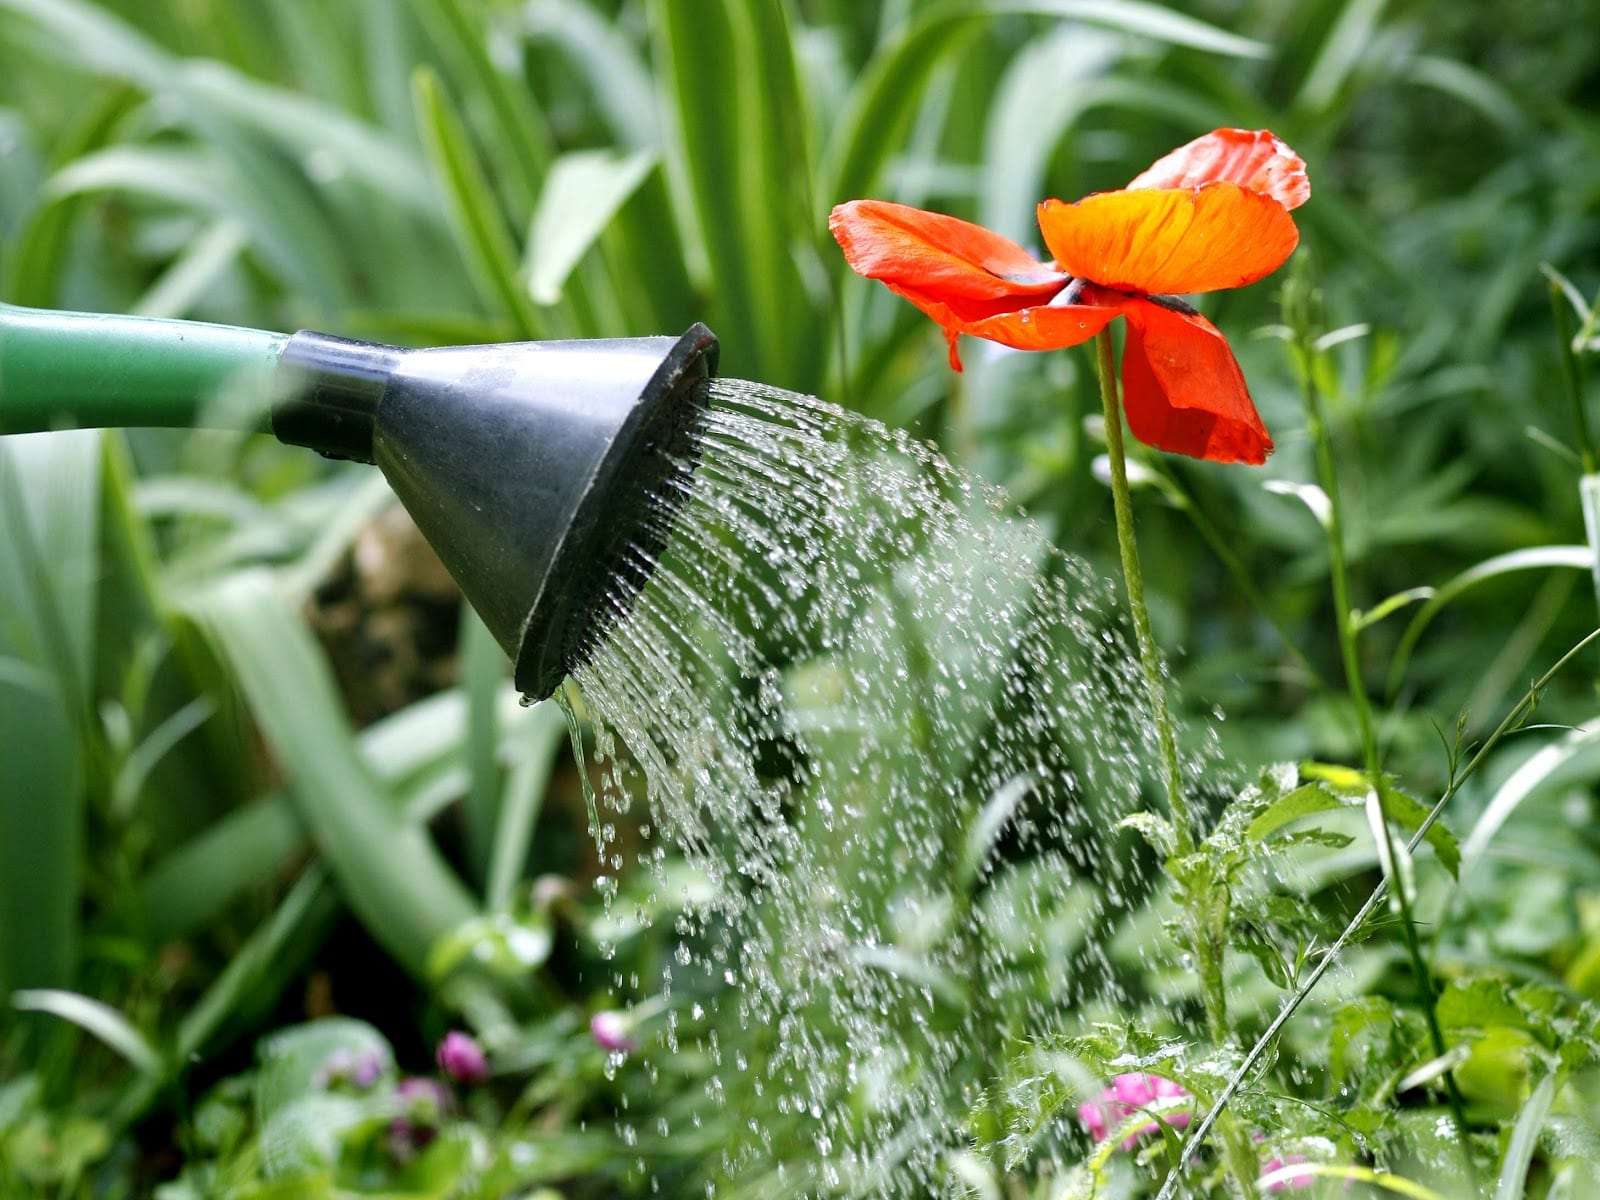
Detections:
[1093, 333, 1194, 851]
[1091, 331, 1229, 1026]
[1298, 355, 1473, 1145]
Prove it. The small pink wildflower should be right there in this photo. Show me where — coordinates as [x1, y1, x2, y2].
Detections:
[435, 1030, 489, 1085]
[590, 1010, 637, 1052]
[1076, 1073, 1192, 1149]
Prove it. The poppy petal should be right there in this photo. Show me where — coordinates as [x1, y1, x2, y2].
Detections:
[1037, 183, 1298, 296]
[883, 284, 1122, 371]
[1127, 128, 1309, 211]
[963, 297, 1124, 353]
[830, 200, 1065, 303]
[1119, 297, 1272, 465]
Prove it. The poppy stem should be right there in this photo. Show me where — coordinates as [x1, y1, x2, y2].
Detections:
[1092, 330, 1194, 854]
[1093, 331, 1237, 1058]
[1297, 342, 1476, 1156]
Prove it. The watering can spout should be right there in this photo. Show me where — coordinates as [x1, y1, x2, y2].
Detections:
[0, 303, 719, 699]
[275, 325, 719, 698]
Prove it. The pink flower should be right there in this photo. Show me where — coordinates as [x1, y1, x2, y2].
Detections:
[1261, 1155, 1314, 1191]
[590, 1010, 637, 1052]
[1077, 1073, 1192, 1149]
[435, 1030, 488, 1085]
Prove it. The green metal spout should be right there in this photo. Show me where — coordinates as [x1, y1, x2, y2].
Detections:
[0, 303, 288, 434]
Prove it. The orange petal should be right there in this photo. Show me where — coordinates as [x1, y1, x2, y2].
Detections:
[1119, 297, 1272, 465]
[963, 298, 1123, 353]
[830, 200, 1064, 303]
[1037, 183, 1298, 296]
[887, 284, 1123, 370]
[1127, 128, 1309, 211]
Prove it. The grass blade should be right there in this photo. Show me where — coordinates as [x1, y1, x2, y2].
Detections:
[0, 660, 78, 993]
[1386, 545, 1593, 697]
[409, 0, 553, 225]
[487, 702, 566, 912]
[526, 148, 657, 306]
[187, 572, 477, 977]
[12, 989, 162, 1076]
[1496, 1071, 1558, 1200]
[413, 65, 542, 338]
[649, 0, 819, 388]
[461, 605, 504, 887]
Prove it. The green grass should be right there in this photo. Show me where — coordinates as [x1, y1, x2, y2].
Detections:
[2, 0, 1600, 1196]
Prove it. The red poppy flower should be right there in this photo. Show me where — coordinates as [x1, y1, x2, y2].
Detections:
[829, 128, 1309, 465]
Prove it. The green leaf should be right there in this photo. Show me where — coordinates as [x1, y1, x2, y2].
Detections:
[254, 1016, 393, 1177]
[409, 0, 554, 225]
[461, 606, 505, 888]
[823, 0, 1264, 206]
[1463, 720, 1600, 871]
[186, 572, 477, 977]
[1377, 779, 1460, 878]
[1, 84, 138, 306]
[12, 989, 162, 1076]
[524, 0, 658, 148]
[1258, 1164, 1445, 1200]
[1387, 545, 1593, 697]
[649, 0, 819, 387]
[0, 661, 78, 995]
[526, 149, 657, 305]
[1117, 810, 1177, 857]
[487, 703, 567, 913]
[1245, 783, 1347, 842]
[961, 772, 1035, 885]
[1352, 586, 1436, 633]
[428, 911, 554, 982]
[1495, 1070, 1557, 1200]
[412, 65, 543, 339]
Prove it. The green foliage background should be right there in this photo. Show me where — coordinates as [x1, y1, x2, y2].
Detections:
[2, 0, 1600, 1196]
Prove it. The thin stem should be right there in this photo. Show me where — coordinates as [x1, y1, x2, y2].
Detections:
[1301, 352, 1471, 1147]
[1156, 624, 1600, 1200]
[1550, 279, 1597, 474]
[1093, 332, 1194, 851]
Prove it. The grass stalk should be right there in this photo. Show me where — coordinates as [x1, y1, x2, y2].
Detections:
[1297, 341, 1474, 1152]
[1550, 278, 1597, 475]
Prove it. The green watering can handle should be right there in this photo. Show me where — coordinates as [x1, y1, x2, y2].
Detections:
[0, 302, 288, 435]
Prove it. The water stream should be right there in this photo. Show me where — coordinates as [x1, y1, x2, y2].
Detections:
[564, 379, 1222, 1195]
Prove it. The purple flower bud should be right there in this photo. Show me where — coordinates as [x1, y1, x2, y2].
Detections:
[435, 1030, 489, 1085]
[590, 1010, 637, 1052]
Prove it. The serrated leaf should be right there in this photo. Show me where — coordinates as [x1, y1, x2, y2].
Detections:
[1117, 810, 1176, 856]
[1377, 779, 1460, 878]
[1245, 783, 1347, 842]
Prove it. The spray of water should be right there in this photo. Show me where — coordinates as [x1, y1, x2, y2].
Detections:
[564, 379, 1220, 1195]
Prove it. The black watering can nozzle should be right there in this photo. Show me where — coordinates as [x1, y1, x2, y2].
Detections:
[0, 303, 719, 699]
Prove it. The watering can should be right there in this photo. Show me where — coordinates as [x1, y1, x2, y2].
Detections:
[0, 303, 719, 698]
